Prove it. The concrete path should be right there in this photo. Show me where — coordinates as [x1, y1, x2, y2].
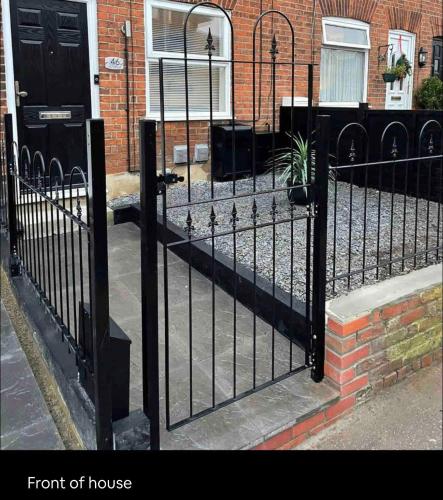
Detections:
[106, 222, 338, 450]
[298, 363, 442, 450]
[0, 301, 64, 450]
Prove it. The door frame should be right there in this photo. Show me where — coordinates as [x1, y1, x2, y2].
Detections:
[1, 0, 100, 143]
[384, 29, 416, 110]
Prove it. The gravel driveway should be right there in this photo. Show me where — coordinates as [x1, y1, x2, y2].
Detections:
[110, 174, 442, 300]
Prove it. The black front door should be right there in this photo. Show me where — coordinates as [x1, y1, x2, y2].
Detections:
[432, 37, 443, 80]
[10, 0, 91, 182]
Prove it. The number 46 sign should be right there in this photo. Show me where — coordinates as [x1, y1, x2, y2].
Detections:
[105, 57, 125, 71]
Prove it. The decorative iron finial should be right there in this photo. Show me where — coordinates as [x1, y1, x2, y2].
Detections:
[76, 188, 82, 219]
[208, 206, 218, 233]
[205, 28, 216, 56]
[428, 134, 434, 155]
[270, 196, 278, 221]
[251, 199, 259, 225]
[348, 140, 356, 163]
[270, 34, 279, 61]
[230, 203, 239, 229]
[391, 136, 398, 159]
[37, 170, 42, 191]
[184, 210, 195, 237]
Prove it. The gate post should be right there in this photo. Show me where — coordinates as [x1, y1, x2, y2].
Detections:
[86, 119, 113, 450]
[311, 115, 330, 383]
[139, 119, 160, 450]
[4, 114, 20, 276]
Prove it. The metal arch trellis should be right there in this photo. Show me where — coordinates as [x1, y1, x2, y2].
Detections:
[141, 1, 327, 440]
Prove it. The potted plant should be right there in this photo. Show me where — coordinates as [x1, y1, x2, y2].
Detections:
[265, 132, 334, 205]
[382, 54, 412, 82]
[382, 67, 397, 83]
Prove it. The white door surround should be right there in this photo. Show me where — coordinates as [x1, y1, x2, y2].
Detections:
[385, 30, 416, 110]
[1, 0, 100, 143]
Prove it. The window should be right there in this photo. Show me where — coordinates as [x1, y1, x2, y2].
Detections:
[145, 0, 231, 120]
[320, 18, 370, 106]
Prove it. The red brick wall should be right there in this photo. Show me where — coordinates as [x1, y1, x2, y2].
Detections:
[253, 280, 442, 450]
[325, 284, 442, 396]
[1, 0, 442, 175]
[96, 0, 146, 174]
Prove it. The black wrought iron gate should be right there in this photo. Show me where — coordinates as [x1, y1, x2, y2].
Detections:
[140, 3, 329, 449]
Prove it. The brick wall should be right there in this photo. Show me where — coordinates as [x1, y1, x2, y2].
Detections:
[1, 0, 442, 176]
[253, 268, 442, 450]
[325, 284, 442, 396]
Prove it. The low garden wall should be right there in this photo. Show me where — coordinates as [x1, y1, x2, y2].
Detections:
[253, 263, 442, 450]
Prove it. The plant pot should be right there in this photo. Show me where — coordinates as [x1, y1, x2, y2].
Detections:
[287, 181, 308, 205]
[382, 72, 396, 83]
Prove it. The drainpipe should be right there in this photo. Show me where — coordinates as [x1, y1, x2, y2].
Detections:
[122, 20, 132, 172]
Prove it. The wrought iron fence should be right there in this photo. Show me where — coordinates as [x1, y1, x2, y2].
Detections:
[327, 119, 443, 297]
[0, 133, 7, 230]
[2, 114, 113, 450]
[139, 2, 329, 448]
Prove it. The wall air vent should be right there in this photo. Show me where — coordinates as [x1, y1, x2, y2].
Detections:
[194, 144, 209, 163]
[173, 145, 188, 164]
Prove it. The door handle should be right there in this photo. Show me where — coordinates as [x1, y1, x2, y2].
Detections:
[15, 81, 28, 107]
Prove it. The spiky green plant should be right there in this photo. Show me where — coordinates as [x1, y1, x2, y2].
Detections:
[265, 132, 334, 187]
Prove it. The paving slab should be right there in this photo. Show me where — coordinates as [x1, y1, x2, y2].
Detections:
[106, 223, 338, 450]
[8, 222, 337, 450]
[0, 301, 64, 450]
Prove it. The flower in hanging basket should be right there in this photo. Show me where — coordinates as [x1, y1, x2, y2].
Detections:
[382, 54, 412, 82]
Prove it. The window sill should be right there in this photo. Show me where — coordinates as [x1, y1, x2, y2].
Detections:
[146, 113, 233, 122]
[318, 102, 361, 108]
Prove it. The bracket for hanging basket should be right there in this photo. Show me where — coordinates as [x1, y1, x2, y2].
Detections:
[378, 44, 393, 67]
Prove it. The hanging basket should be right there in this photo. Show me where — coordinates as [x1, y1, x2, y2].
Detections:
[382, 72, 397, 83]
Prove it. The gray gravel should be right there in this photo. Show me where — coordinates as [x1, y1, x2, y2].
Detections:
[109, 174, 442, 299]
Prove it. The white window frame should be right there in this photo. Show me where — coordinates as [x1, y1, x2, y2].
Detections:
[145, 0, 232, 121]
[319, 17, 370, 107]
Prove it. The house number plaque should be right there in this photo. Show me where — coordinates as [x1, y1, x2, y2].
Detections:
[105, 57, 125, 70]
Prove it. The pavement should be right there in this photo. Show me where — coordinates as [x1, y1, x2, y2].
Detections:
[0, 300, 64, 450]
[298, 363, 443, 450]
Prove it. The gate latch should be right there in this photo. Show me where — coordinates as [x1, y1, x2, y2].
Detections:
[157, 171, 184, 195]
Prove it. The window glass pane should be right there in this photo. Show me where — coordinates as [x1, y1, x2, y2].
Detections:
[149, 61, 224, 113]
[152, 7, 224, 56]
[325, 24, 368, 46]
[320, 48, 365, 102]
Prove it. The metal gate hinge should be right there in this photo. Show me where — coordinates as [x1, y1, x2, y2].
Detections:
[306, 202, 318, 218]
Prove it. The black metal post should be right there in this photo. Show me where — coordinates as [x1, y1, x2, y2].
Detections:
[140, 119, 160, 450]
[311, 115, 330, 383]
[86, 119, 113, 450]
[4, 114, 19, 276]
